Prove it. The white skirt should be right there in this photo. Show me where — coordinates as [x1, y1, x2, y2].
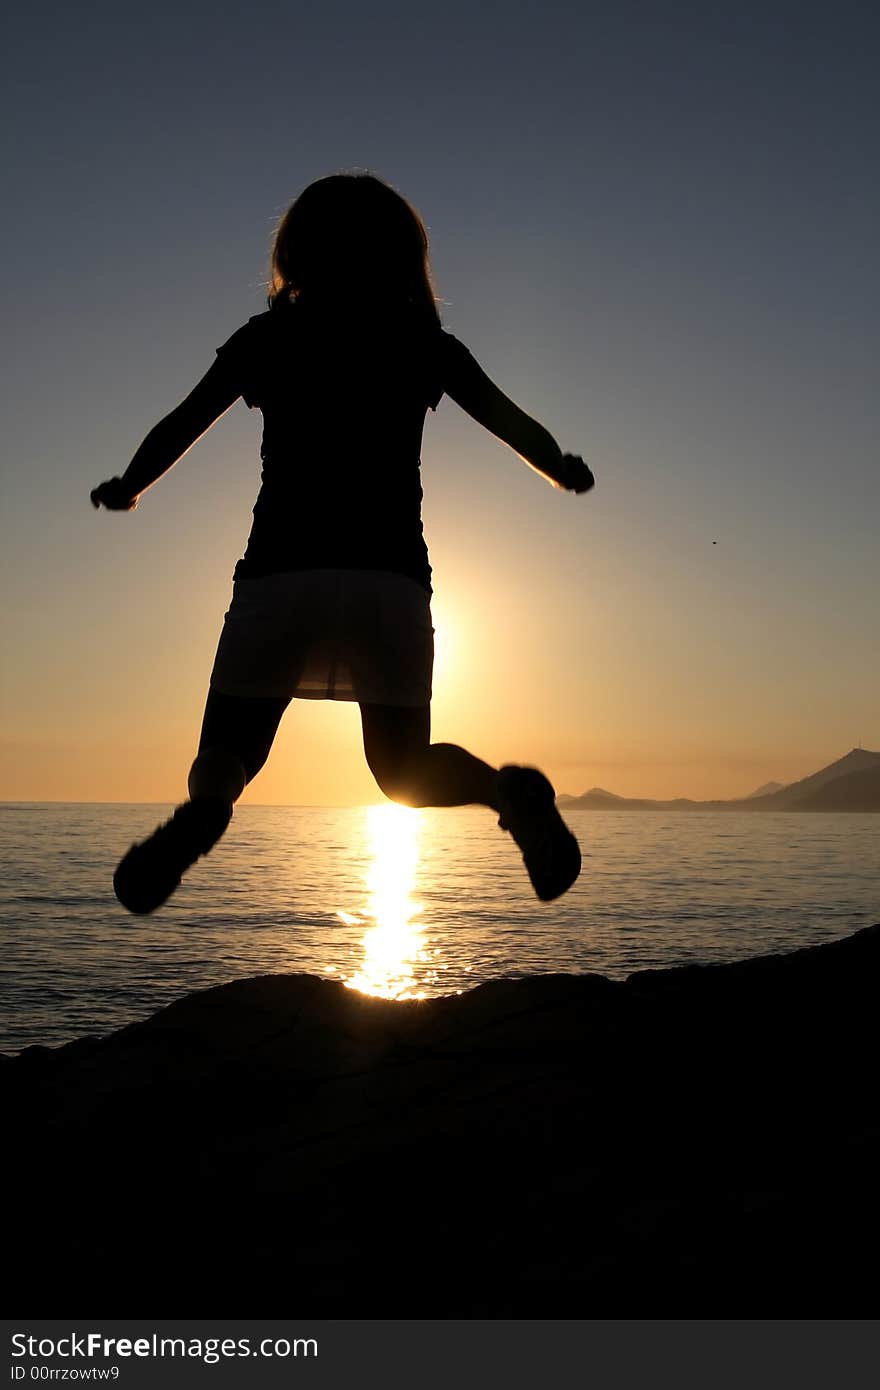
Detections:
[209, 568, 434, 706]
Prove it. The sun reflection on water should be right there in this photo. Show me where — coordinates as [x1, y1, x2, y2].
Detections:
[340, 803, 429, 999]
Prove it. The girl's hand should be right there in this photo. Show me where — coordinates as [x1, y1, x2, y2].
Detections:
[557, 454, 595, 493]
[90, 477, 139, 511]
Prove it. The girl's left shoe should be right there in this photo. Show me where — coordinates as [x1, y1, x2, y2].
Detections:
[113, 797, 232, 914]
[497, 765, 582, 901]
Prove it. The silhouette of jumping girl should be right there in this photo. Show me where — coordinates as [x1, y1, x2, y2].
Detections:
[92, 172, 593, 914]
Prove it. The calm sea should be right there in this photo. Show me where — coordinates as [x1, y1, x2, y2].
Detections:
[1, 802, 877, 1053]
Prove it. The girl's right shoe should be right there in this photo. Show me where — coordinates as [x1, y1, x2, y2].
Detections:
[113, 797, 232, 915]
[496, 765, 582, 901]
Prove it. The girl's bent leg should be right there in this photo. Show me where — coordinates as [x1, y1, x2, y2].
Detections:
[360, 703, 501, 810]
[360, 704, 581, 901]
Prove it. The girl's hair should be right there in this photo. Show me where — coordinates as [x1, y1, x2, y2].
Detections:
[268, 171, 440, 323]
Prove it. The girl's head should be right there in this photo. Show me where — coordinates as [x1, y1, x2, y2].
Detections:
[268, 172, 439, 322]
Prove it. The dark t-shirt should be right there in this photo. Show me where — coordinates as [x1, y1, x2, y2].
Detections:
[215, 299, 475, 593]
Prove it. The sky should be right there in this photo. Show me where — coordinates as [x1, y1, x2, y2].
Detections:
[1, 0, 878, 805]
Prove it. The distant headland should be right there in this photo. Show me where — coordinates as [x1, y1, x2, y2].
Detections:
[558, 748, 880, 812]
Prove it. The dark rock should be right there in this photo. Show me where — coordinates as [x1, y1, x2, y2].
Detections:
[4, 925, 879, 1314]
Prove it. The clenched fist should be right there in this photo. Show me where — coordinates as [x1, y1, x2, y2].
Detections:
[91, 478, 139, 511]
[559, 454, 595, 493]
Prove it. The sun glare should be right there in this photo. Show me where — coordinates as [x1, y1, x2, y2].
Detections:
[342, 803, 429, 999]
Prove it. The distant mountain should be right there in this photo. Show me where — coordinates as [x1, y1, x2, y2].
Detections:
[563, 789, 720, 811]
[558, 787, 632, 808]
[570, 788, 665, 811]
[746, 781, 786, 799]
[793, 765, 880, 812]
[559, 749, 880, 813]
[744, 748, 880, 810]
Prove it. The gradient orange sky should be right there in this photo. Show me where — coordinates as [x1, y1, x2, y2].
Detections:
[2, 2, 878, 805]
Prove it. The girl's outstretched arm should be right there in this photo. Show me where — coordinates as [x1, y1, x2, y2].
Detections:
[91, 359, 241, 510]
[443, 341, 594, 493]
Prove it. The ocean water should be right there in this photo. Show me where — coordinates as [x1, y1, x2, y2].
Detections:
[0, 801, 877, 1053]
